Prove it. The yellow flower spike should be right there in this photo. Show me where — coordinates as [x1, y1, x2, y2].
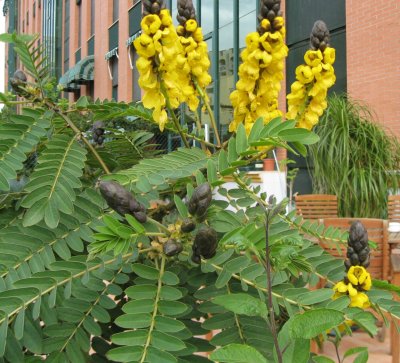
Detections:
[295, 65, 314, 84]
[347, 283, 358, 297]
[260, 19, 271, 30]
[134, 34, 156, 58]
[141, 14, 162, 35]
[347, 266, 370, 286]
[185, 19, 198, 32]
[323, 47, 336, 64]
[349, 292, 370, 309]
[304, 49, 323, 67]
[362, 274, 372, 291]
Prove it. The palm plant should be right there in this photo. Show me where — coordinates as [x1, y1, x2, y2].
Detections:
[309, 94, 400, 218]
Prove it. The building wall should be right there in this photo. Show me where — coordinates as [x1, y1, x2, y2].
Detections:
[346, 0, 400, 137]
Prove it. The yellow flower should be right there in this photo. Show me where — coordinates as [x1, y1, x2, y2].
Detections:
[347, 266, 372, 291]
[273, 17, 284, 30]
[245, 32, 260, 52]
[192, 27, 204, 42]
[304, 49, 323, 67]
[323, 47, 336, 64]
[260, 19, 271, 30]
[186, 19, 198, 32]
[159, 9, 173, 26]
[141, 14, 162, 35]
[134, 34, 156, 58]
[176, 25, 185, 36]
[349, 292, 370, 309]
[296, 65, 314, 84]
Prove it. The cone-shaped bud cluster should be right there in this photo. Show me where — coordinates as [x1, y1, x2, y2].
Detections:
[192, 226, 218, 263]
[310, 20, 330, 51]
[345, 221, 370, 270]
[177, 0, 196, 26]
[188, 183, 212, 221]
[142, 0, 166, 16]
[10, 69, 29, 98]
[163, 239, 183, 257]
[92, 121, 105, 145]
[257, 0, 283, 33]
[99, 180, 147, 223]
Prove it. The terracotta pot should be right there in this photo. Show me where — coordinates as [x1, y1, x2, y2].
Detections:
[263, 158, 275, 171]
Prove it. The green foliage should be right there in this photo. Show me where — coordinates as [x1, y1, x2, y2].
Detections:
[309, 94, 400, 218]
[0, 33, 398, 363]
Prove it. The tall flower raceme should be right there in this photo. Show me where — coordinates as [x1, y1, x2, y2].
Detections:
[229, 0, 288, 135]
[332, 221, 372, 309]
[175, 0, 212, 112]
[286, 20, 336, 130]
[134, 0, 183, 131]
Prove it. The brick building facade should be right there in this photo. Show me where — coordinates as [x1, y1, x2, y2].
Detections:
[3, 0, 400, 139]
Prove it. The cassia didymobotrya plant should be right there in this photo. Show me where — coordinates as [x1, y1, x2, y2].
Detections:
[0, 0, 399, 362]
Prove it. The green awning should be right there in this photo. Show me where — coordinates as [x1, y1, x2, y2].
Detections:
[126, 31, 142, 47]
[58, 55, 94, 91]
[105, 47, 118, 60]
[68, 55, 95, 84]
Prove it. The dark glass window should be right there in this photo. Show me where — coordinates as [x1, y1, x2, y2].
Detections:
[78, 1, 82, 47]
[113, 0, 119, 23]
[90, 0, 95, 36]
[26, 10, 29, 25]
[111, 58, 118, 101]
[33, 2, 36, 17]
[131, 48, 140, 102]
[64, 0, 70, 72]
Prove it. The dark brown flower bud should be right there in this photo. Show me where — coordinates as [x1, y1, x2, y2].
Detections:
[163, 239, 183, 256]
[310, 20, 330, 51]
[177, 0, 196, 26]
[193, 227, 218, 261]
[345, 221, 370, 270]
[143, 0, 165, 17]
[181, 218, 196, 233]
[133, 211, 147, 224]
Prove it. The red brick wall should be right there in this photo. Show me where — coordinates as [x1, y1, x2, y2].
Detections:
[346, 0, 400, 137]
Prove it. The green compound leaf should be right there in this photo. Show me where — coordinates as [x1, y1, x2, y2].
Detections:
[210, 344, 268, 363]
[213, 293, 268, 320]
[289, 309, 344, 339]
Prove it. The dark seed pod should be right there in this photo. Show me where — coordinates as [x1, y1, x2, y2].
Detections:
[97, 136, 104, 145]
[129, 198, 141, 213]
[181, 218, 196, 233]
[193, 227, 218, 260]
[10, 69, 29, 98]
[187, 183, 212, 219]
[191, 253, 201, 264]
[133, 211, 147, 224]
[163, 239, 183, 257]
[99, 180, 146, 220]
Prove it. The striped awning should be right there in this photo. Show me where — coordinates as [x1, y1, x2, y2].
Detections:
[105, 47, 118, 61]
[59, 55, 94, 91]
[126, 31, 142, 47]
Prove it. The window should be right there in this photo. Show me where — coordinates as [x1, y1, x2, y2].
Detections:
[26, 10, 29, 25]
[112, 0, 119, 23]
[131, 48, 140, 102]
[38, 0, 41, 8]
[64, 0, 70, 72]
[90, 0, 95, 36]
[33, 1, 36, 17]
[111, 58, 118, 101]
[77, 1, 82, 48]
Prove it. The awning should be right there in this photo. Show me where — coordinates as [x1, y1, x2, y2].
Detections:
[58, 55, 94, 91]
[126, 31, 142, 47]
[105, 47, 118, 61]
[68, 55, 95, 84]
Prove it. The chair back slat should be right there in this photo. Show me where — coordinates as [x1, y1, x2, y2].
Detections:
[295, 194, 338, 220]
[319, 218, 389, 281]
[388, 195, 400, 223]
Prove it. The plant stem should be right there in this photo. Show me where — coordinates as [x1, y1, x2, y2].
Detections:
[164, 124, 218, 149]
[140, 255, 166, 363]
[50, 105, 111, 175]
[159, 81, 190, 148]
[334, 342, 342, 363]
[193, 111, 207, 151]
[265, 216, 283, 363]
[193, 79, 221, 147]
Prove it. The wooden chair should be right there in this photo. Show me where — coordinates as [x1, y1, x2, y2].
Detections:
[295, 194, 338, 220]
[389, 195, 400, 223]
